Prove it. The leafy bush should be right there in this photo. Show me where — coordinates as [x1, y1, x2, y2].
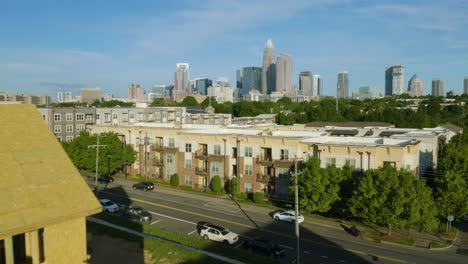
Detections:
[229, 178, 238, 196]
[170, 174, 179, 187]
[253, 192, 265, 203]
[210, 175, 223, 194]
[235, 192, 248, 200]
[180, 185, 192, 191]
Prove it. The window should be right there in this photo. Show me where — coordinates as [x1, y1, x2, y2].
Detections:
[54, 113, 61, 121]
[96, 114, 100, 120]
[232, 148, 238, 158]
[130, 113, 135, 119]
[326, 158, 336, 168]
[280, 149, 289, 160]
[66, 113, 73, 121]
[212, 162, 220, 173]
[138, 113, 143, 120]
[104, 113, 110, 120]
[166, 154, 173, 163]
[244, 182, 253, 193]
[214, 145, 221, 155]
[66, 136, 73, 142]
[384, 161, 396, 167]
[66, 124, 73, 133]
[405, 164, 411, 171]
[76, 113, 84, 121]
[176, 112, 180, 117]
[185, 159, 192, 169]
[42, 114, 46, 120]
[244, 164, 252, 175]
[76, 124, 85, 132]
[86, 114, 93, 121]
[169, 138, 175, 147]
[185, 175, 192, 185]
[345, 159, 356, 169]
[244, 147, 252, 157]
[162, 112, 167, 118]
[57, 136, 62, 142]
[185, 143, 192, 153]
[53, 125, 61, 133]
[113, 113, 118, 120]
[277, 167, 289, 179]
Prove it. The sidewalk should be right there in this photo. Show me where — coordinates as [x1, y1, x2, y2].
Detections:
[111, 176, 456, 250]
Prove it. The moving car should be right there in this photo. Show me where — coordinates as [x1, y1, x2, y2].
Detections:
[124, 206, 152, 222]
[132, 181, 155, 191]
[98, 175, 114, 183]
[199, 223, 239, 245]
[272, 210, 304, 224]
[243, 239, 285, 258]
[99, 199, 119, 213]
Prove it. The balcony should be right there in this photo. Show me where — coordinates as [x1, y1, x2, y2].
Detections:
[195, 150, 208, 160]
[256, 154, 273, 165]
[273, 157, 294, 167]
[256, 173, 271, 182]
[151, 143, 178, 153]
[153, 157, 163, 166]
[195, 167, 208, 176]
[209, 153, 225, 161]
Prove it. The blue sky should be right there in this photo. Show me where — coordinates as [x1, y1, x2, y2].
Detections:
[1, 0, 467, 99]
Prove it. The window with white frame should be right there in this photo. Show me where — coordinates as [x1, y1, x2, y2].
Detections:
[66, 124, 73, 133]
[162, 112, 167, 118]
[185, 159, 192, 169]
[280, 149, 289, 160]
[53, 125, 62, 133]
[112, 113, 118, 119]
[66, 113, 73, 121]
[326, 157, 336, 168]
[166, 154, 173, 163]
[345, 159, 356, 169]
[244, 164, 252, 175]
[277, 167, 289, 179]
[244, 182, 253, 193]
[129, 113, 135, 119]
[137, 113, 143, 120]
[96, 114, 100, 120]
[76, 113, 84, 121]
[185, 175, 192, 185]
[244, 146, 252, 157]
[54, 113, 61, 121]
[104, 113, 110, 120]
[76, 124, 85, 132]
[86, 114, 93, 121]
[214, 145, 221, 155]
[66, 136, 74, 142]
[169, 138, 175, 147]
[185, 143, 192, 153]
[212, 162, 220, 173]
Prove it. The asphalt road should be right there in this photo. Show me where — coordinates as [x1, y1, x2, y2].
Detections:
[91, 178, 467, 264]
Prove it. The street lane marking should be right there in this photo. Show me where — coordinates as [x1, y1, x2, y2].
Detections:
[102, 191, 408, 264]
[304, 251, 310, 254]
[150, 211, 197, 225]
[321, 256, 328, 258]
[150, 220, 161, 225]
[279, 244, 294, 250]
[187, 229, 198, 236]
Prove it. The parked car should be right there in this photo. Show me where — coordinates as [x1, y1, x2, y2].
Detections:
[98, 175, 114, 183]
[99, 199, 119, 213]
[124, 206, 152, 222]
[272, 210, 304, 224]
[132, 182, 155, 191]
[199, 223, 239, 245]
[243, 239, 285, 258]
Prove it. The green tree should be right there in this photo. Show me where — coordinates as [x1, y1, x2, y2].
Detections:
[229, 178, 238, 196]
[180, 96, 199, 106]
[211, 175, 223, 195]
[293, 157, 345, 213]
[99, 100, 134, 107]
[253, 192, 265, 203]
[149, 98, 168, 106]
[170, 173, 180, 187]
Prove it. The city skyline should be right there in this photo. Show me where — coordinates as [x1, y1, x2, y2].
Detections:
[1, 0, 467, 97]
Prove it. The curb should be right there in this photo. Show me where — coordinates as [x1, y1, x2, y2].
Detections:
[428, 229, 460, 251]
[380, 240, 416, 249]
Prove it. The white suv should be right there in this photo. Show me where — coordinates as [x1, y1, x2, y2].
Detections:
[99, 199, 119, 213]
[199, 223, 239, 245]
[273, 210, 304, 224]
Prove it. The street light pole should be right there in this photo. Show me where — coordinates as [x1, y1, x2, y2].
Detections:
[88, 134, 107, 193]
[294, 155, 300, 264]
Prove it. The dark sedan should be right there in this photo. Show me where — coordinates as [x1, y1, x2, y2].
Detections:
[132, 181, 155, 191]
[124, 207, 152, 222]
[98, 175, 114, 183]
[243, 239, 285, 258]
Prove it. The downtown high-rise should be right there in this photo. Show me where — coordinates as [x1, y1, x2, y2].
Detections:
[239, 67, 262, 97]
[407, 74, 425, 97]
[432, 79, 444, 96]
[385, 65, 405, 95]
[299, 71, 313, 96]
[275, 53, 292, 94]
[174, 63, 190, 100]
[464, 77, 468, 95]
[337, 71, 349, 98]
[262, 39, 276, 96]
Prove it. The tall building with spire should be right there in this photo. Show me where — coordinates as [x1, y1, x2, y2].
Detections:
[174, 63, 190, 100]
[275, 53, 292, 94]
[337, 71, 349, 99]
[407, 74, 425, 97]
[262, 39, 276, 96]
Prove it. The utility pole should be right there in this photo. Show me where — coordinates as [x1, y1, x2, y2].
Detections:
[88, 134, 107, 193]
[144, 131, 149, 180]
[294, 155, 300, 264]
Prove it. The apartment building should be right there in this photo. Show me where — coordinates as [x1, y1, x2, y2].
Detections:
[95, 107, 186, 126]
[0, 92, 51, 105]
[1, 104, 101, 264]
[89, 124, 423, 198]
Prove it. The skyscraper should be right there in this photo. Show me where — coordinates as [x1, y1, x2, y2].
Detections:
[195, 78, 212, 95]
[241, 67, 262, 97]
[261, 39, 275, 96]
[385, 65, 405, 96]
[174, 63, 190, 100]
[464, 77, 468, 95]
[432, 79, 444, 96]
[275, 53, 292, 94]
[337, 71, 349, 99]
[128, 83, 145, 101]
[407, 74, 425, 97]
[312, 74, 321, 97]
[299, 71, 313, 96]
[236, 69, 243, 91]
